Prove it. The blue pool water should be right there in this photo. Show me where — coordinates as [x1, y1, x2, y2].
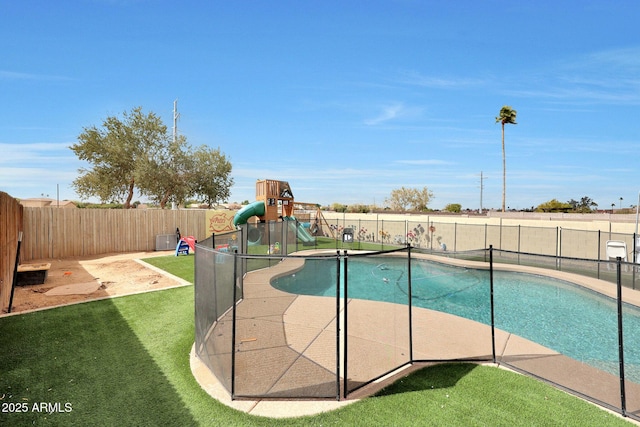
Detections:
[271, 257, 640, 382]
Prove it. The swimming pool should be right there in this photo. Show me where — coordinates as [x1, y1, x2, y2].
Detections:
[271, 256, 640, 382]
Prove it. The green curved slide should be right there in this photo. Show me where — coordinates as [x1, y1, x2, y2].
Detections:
[232, 201, 265, 227]
[232, 202, 315, 244]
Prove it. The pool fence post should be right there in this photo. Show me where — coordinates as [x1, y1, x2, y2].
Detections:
[556, 227, 562, 270]
[489, 245, 496, 364]
[597, 230, 602, 279]
[210, 232, 217, 316]
[454, 222, 457, 252]
[231, 248, 239, 400]
[405, 221, 408, 247]
[335, 250, 342, 400]
[633, 233, 637, 290]
[484, 224, 488, 262]
[239, 227, 246, 278]
[407, 244, 414, 362]
[517, 225, 521, 265]
[429, 221, 433, 251]
[342, 250, 349, 399]
[616, 256, 627, 416]
[266, 221, 271, 255]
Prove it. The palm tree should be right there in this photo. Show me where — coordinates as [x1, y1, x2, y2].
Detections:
[495, 106, 517, 212]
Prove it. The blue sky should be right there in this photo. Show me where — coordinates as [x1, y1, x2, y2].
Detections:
[2, 1, 639, 210]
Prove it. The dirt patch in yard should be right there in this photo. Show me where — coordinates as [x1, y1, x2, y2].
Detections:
[4, 251, 188, 314]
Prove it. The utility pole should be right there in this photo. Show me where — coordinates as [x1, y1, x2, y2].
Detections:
[170, 99, 180, 211]
[479, 171, 487, 214]
[172, 99, 180, 144]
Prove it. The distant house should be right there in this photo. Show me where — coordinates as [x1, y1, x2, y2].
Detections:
[19, 198, 77, 209]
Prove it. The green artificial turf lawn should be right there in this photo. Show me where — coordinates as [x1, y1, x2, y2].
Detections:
[0, 259, 634, 426]
[142, 254, 194, 283]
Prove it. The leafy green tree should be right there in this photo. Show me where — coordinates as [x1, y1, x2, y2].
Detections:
[189, 145, 233, 208]
[137, 135, 193, 208]
[331, 203, 348, 212]
[71, 107, 233, 209]
[386, 187, 413, 211]
[495, 106, 517, 213]
[585, 198, 599, 211]
[535, 199, 572, 213]
[568, 196, 598, 213]
[71, 107, 169, 209]
[412, 187, 434, 211]
[346, 204, 371, 213]
[385, 186, 433, 212]
[444, 203, 462, 213]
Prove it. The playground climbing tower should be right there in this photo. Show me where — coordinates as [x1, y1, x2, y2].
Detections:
[255, 179, 294, 222]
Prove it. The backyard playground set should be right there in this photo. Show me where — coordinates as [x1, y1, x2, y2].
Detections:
[230, 179, 331, 248]
[174, 179, 330, 256]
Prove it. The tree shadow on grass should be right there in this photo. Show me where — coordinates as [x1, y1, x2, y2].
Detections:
[0, 291, 197, 427]
[374, 363, 479, 397]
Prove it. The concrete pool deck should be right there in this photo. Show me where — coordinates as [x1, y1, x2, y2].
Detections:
[191, 251, 640, 420]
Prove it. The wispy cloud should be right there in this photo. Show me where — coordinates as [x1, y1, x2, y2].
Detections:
[233, 165, 395, 181]
[0, 70, 71, 81]
[397, 71, 486, 88]
[363, 103, 407, 125]
[0, 166, 77, 195]
[578, 47, 640, 71]
[0, 142, 76, 165]
[506, 85, 640, 105]
[363, 102, 425, 126]
[506, 46, 640, 105]
[0, 142, 71, 150]
[394, 159, 453, 166]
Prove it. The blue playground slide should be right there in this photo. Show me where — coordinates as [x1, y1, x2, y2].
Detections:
[232, 201, 265, 226]
[284, 216, 315, 243]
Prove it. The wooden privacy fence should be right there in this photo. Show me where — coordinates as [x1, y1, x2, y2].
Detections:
[20, 208, 207, 262]
[1, 192, 24, 313]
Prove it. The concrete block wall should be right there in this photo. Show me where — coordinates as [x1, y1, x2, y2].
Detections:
[320, 212, 640, 261]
